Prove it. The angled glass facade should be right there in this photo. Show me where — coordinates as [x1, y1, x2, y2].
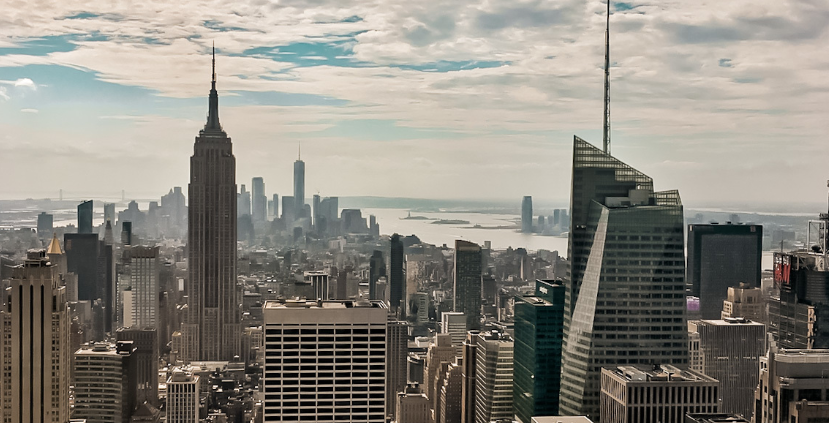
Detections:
[560, 137, 688, 419]
[513, 279, 565, 423]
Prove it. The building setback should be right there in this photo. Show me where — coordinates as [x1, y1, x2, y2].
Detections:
[262, 299, 387, 422]
[600, 365, 721, 423]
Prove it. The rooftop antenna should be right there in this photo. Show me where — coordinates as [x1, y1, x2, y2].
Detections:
[602, 0, 611, 154]
[298, 140, 301, 160]
[212, 41, 216, 85]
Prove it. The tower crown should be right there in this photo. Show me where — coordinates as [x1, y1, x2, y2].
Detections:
[204, 43, 222, 132]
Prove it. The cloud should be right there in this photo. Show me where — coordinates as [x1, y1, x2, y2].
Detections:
[20, 108, 38, 113]
[13, 78, 36, 88]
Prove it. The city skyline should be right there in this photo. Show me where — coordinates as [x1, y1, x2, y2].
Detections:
[1, 1, 827, 203]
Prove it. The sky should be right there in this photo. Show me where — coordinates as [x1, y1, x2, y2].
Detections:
[0, 0, 827, 207]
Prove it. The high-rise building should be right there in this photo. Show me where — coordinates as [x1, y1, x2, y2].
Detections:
[454, 240, 482, 331]
[390, 233, 406, 317]
[281, 195, 295, 222]
[441, 311, 467, 348]
[78, 199, 93, 234]
[387, 320, 410, 419]
[754, 347, 829, 423]
[768, 248, 829, 349]
[688, 319, 765, 419]
[370, 250, 386, 301]
[104, 202, 116, 224]
[252, 177, 267, 223]
[1, 250, 70, 423]
[237, 184, 251, 217]
[37, 211, 53, 239]
[73, 341, 137, 423]
[116, 327, 160, 405]
[600, 365, 721, 423]
[560, 137, 688, 419]
[272, 193, 279, 220]
[294, 155, 305, 218]
[262, 299, 387, 422]
[167, 367, 200, 423]
[182, 49, 240, 362]
[64, 232, 115, 334]
[425, 334, 458, 406]
[129, 246, 160, 328]
[521, 196, 533, 233]
[514, 279, 565, 422]
[313, 194, 321, 226]
[461, 331, 479, 423]
[474, 331, 514, 423]
[396, 385, 433, 423]
[721, 285, 764, 322]
[438, 359, 464, 423]
[687, 223, 763, 319]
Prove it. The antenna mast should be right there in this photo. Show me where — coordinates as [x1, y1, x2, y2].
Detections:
[602, 0, 611, 154]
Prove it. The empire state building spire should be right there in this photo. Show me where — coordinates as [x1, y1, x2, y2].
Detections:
[205, 43, 222, 131]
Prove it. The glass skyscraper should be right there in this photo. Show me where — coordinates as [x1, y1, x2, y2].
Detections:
[559, 137, 688, 419]
[454, 240, 483, 331]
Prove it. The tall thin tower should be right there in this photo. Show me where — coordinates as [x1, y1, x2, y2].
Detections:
[602, 0, 611, 154]
[294, 142, 306, 218]
[182, 46, 240, 361]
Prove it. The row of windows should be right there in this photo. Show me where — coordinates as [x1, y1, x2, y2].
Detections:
[263, 385, 384, 393]
[263, 413, 384, 421]
[265, 328, 385, 335]
[264, 393, 385, 400]
[264, 403, 384, 410]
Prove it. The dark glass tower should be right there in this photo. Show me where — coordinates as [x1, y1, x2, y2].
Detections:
[513, 279, 565, 422]
[369, 250, 385, 300]
[454, 240, 482, 330]
[559, 137, 688, 419]
[389, 233, 405, 317]
[182, 48, 240, 361]
[78, 200, 93, 234]
[521, 196, 533, 233]
[687, 223, 762, 319]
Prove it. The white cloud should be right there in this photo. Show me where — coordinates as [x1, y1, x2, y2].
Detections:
[20, 108, 38, 113]
[13, 78, 35, 89]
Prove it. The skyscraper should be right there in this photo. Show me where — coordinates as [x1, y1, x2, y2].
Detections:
[252, 177, 267, 223]
[129, 246, 160, 328]
[116, 327, 160, 406]
[1, 250, 70, 423]
[73, 341, 137, 423]
[272, 193, 279, 220]
[370, 250, 386, 300]
[474, 331, 514, 423]
[454, 240, 482, 330]
[294, 151, 305, 219]
[65, 232, 115, 334]
[390, 233, 406, 317]
[167, 368, 200, 423]
[182, 48, 240, 362]
[37, 211, 53, 239]
[687, 223, 763, 319]
[513, 280, 565, 422]
[560, 137, 688, 419]
[78, 199, 93, 233]
[104, 202, 116, 224]
[521, 196, 533, 233]
[387, 320, 409, 419]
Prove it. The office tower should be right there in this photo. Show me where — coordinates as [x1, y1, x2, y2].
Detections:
[768, 249, 829, 349]
[514, 279, 565, 422]
[129, 246, 160, 328]
[272, 194, 279, 220]
[262, 299, 387, 422]
[754, 347, 829, 422]
[305, 271, 330, 300]
[37, 211, 53, 238]
[252, 177, 266, 222]
[237, 184, 251, 217]
[454, 240, 482, 331]
[474, 331, 514, 423]
[281, 195, 295, 222]
[441, 311, 467, 348]
[64, 232, 115, 334]
[1, 250, 70, 423]
[387, 320, 410, 419]
[521, 196, 533, 233]
[313, 194, 321, 225]
[396, 385, 433, 423]
[426, 334, 458, 405]
[438, 358, 464, 423]
[182, 49, 240, 362]
[560, 137, 688, 419]
[122, 221, 133, 245]
[78, 199, 93, 233]
[687, 223, 763, 319]
[73, 341, 137, 423]
[104, 202, 116, 223]
[167, 368, 200, 423]
[688, 319, 765, 418]
[721, 286, 764, 322]
[461, 332, 479, 423]
[294, 154, 305, 218]
[116, 327, 160, 405]
[600, 365, 721, 423]
[370, 250, 386, 300]
[413, 292, 430, 325]
[390, 233, 406, 317]
[553, 209, 561, 227]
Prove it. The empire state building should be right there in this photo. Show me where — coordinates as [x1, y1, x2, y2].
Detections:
[181, 48, 240, 361]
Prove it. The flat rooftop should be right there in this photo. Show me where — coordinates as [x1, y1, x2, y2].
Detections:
[607, 365, 718, 383]
[263, 299, 387, 310]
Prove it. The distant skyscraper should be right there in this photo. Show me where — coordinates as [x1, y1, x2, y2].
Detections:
[281, 195, 295, 222]
[370, 250, 386, 300]
[37, 211, 53, 238]
[262, 299, 387, 422]
[78, 199, 93, 233]
[313, 194, 321, 225]
[104, 202, 116, 224]
[514, 280, 565, 422]
[272, 193, 279, 220]
[294, 153, 305, 218]
[1, 250, 70, 423]
[560, 137, 688, 419]
[687, 223, 762, 319]
[182, 49, 240, 362]
[129, 246, 160, 328]
[167, 368, 200, 423]
[387, 320, 409, 419]
[73, 341, 136, 423]
[237, 184, 251, 217]
[390, 233, 406, 317]
[521, 196, 533, 233]
[454, 240, 482, 330]
[65, 232, 115, 334]
[252, 177, 267, 223]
